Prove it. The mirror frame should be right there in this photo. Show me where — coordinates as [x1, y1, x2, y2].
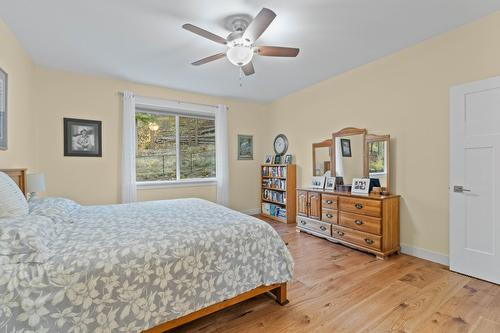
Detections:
[365, 134, 391, 192]
[331, 127, 368, 179]
[312, 139, 332, 176]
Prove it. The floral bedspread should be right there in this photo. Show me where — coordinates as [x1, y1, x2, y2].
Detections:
[0, 198, 294, 332]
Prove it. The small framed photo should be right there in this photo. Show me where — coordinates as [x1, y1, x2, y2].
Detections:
[340, 138, 352, 157]
[310, 176, 325, 189]
[284, 154, 292, 164]
[238, 134, 253, 160]
[325, 176, 336, 191]
[274, 155, 282, 164]
[351, 178, 370, 195]
[264, 155, 273, 164]
[64, 118, 102, 157]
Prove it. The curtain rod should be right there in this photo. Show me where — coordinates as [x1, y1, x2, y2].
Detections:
[118, 91, 223, 111]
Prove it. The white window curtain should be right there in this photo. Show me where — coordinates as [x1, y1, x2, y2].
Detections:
[121, 91, 137, 203]
[215, 104, 229, 206]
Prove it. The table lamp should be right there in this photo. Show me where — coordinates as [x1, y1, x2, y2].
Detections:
[27, 173, 46, 199]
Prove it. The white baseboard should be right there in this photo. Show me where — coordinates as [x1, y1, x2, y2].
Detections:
[241, 208, 260, 215]
[400, 244, 449, 266]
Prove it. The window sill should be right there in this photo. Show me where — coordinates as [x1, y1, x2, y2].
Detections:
[137, 178, 217, 189]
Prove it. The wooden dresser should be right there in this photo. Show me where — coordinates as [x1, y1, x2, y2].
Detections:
[297, 188, 400, 259]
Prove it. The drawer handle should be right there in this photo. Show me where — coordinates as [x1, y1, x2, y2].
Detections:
[326, 213, 333, 218]
[300, 220, 306, 225]
[326, 200, 333, 204]
[355, 220, 364, 225]
[355, 203, 364, 209]
[364, 238, 374, 245]
[336, 231, 345, 237]
[320, 226, 327, 231]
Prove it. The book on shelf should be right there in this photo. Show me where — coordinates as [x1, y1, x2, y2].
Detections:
[262, 178, 286, 190]
[261, 166, 288, 178]
[261, 202, 286, 220]
[262, 189, 287, 204]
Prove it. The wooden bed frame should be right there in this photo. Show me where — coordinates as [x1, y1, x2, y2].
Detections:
[1, 168, 27, 195]
[143, 283, 288, 332]
[1, 168, 289, 332]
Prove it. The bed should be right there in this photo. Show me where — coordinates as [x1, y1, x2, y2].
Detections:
[0, 169, 294, 332]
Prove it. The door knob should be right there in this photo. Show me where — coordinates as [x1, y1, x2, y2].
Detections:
[453, 185, 471, 193]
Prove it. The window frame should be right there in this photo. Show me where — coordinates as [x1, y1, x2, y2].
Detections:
[134, 96, 217, 188]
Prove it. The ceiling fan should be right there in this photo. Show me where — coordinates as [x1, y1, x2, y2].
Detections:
[182, 8, 299, 76]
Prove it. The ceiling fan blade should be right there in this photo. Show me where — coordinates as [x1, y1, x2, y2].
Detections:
[191, 53, 226, 66]
[242, 8, 276, 43]
[255, 46, 300, 57]
[241, 62, 255, 76]
[182, 24, 227, 45]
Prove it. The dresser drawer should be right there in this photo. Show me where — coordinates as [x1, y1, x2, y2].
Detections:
[321, 209, 338, 224]
[339, 212, 381, 235]
[297, 217, 331, 236]
[332, 225, 382, 251]
[321, 194, 338, 210]
[339, 197, 382, 217]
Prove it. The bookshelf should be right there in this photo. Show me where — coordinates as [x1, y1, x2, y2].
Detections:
[260, 164, 296, 224]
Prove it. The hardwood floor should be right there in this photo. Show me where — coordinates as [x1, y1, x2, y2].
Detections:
[171, 216, 500, 333]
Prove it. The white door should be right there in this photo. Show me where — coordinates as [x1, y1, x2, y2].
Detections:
[450, 76, 500, 284]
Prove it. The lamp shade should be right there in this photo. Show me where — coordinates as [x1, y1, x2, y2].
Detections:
[27, 173, 46, 193]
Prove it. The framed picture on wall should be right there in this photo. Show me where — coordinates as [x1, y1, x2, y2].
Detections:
[64, 118, 102, 157]
[237, 134, 253, 160]
[340, 138, 352, 157]
[0, 68, 7, 150]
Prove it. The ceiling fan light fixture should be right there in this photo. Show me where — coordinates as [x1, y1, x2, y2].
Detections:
[226, 44, 253, 67]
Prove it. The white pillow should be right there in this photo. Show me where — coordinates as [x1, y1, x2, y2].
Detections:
[0, 171, 29, 218]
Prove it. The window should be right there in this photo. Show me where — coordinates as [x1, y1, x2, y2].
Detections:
[135, 109, 216, 183]
[368, 141, 386, 174]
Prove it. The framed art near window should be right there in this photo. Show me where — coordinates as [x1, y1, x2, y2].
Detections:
[0, 68, 7, 150]
[237, 134, 253, 160]
[64, 118, 102, 157]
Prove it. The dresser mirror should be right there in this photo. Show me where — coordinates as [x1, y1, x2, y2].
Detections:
[332, 128, 368, 185]
[366, 134, 390, 191]
[312, 139, 332, 176]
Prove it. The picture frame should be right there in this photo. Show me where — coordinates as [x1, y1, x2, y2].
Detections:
[237, 134, 253, 160]
[284, 154, 292, 165]
[64, 118, 102, 157]
[340, 138, 352, 157]
[274, 155, 282, 164]
[310, 176, 326, 189]
[324, 176, 336, 191]
[351, 178, 370, 195]
[0, 68, 7, 150]
[264, 154, 273, 164]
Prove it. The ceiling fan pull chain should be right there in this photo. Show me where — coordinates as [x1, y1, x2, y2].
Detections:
[239, 68, 243, 87]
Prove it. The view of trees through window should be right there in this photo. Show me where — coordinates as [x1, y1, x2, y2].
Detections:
[136, 111, 216, 182]
[368, 141, 385, 173]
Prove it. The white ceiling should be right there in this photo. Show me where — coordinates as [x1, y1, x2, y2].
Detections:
[1, 0, 500, 101]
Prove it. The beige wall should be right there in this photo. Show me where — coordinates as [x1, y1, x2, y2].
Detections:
[33, 67, 269, 211]
[3, 12, 500, 257]
[266, 12, 500, 256]
[0, 20, 36, 170]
